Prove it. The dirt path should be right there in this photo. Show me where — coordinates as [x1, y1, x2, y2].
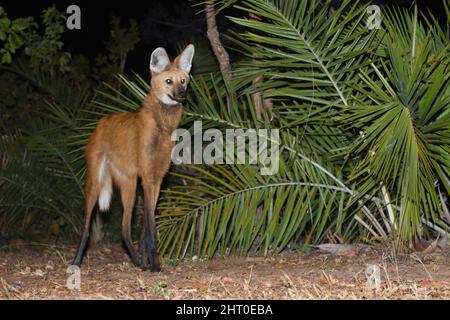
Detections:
[0, 242, 449, 299]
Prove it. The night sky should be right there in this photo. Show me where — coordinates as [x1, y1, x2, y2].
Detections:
[1, 0, 447, 77]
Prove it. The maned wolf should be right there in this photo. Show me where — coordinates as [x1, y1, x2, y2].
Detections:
[72, 44, 195, 271]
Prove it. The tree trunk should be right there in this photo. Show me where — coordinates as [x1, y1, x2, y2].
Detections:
[251, 75, 273, 121]
[205, 1, 231, 74]
[205, 0, 232, 112]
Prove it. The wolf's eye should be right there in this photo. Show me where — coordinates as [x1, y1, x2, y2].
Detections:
[166, 79, 173, 84]
[180, 79, 185, 84]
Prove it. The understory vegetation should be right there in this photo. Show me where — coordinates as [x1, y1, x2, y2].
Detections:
[1, 0, 449, 261]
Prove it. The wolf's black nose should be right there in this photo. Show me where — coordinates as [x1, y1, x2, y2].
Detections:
[177, 88, 186, 99]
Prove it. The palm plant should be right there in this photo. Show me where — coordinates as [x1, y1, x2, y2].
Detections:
[74, 0, 449, 260]
[214, 0, 449, 241]
[0, 65, 91, 238]
[343, 4, 450, 240]
[3, 0, 448, 256]
[157, 75, 362, 259]
[84, 73, 361, 259]
[0, 134, 83, 236]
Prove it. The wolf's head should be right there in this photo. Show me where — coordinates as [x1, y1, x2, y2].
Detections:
[149, 44, 195, 106]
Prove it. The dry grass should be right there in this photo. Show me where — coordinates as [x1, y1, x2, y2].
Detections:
[0, 241, 449, 300]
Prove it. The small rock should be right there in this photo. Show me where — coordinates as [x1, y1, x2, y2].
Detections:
[9, 283, 23, 292]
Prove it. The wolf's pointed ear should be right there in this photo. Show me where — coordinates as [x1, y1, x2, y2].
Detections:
[176, 44, 195, 74]
[150, 47, 171, 75]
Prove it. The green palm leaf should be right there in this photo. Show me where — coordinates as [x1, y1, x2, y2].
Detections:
[344, 6, 450, 240]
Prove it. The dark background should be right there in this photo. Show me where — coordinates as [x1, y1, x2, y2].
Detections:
[1, 0, 207, 77]
[1, 0, 447, 77]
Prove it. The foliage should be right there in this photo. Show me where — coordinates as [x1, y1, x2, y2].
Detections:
[0, 6, 79, 134]
[344, 5, 450, 240]
[0, 6, 35, 64]
[157, 0, 448, 256]
[94, 17, 140, 83]
[203, 0, 449, 242]
[86, 74, 360, 259]
[0, 8, 140, 240]
[0, 90, 88, 239]
[176, 37, 220, 76]
[24, 6, 71, 74]
[0, 0, 448, 256]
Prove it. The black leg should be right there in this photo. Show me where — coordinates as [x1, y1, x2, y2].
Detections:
[73, 188, 98, 266]
[148, 207, 161, 272]
[139, 212, 150, 270]
[120, 178, 140, 267]
[141, 184, 161, 272]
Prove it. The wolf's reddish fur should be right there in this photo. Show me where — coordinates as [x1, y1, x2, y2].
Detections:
[73, 45, 194, 271]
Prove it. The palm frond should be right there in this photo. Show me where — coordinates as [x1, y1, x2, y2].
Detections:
[344, 6, 450, 240]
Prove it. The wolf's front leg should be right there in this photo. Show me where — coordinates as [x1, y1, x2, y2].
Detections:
[140, 180, 161, 272]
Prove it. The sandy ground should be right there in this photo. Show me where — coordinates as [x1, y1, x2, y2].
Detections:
[0, 242, 449, 300]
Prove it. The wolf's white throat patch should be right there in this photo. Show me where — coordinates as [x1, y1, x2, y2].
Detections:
[160, 94, 179, 106]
